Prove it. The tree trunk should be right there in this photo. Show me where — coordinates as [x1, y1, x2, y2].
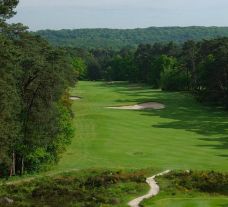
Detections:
[191, 58, 196, 89]
[186, 67, 190, 91]
[12, 151, 16, 176]
[21, 157, 24, 175]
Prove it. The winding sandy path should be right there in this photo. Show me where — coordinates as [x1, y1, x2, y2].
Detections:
[128, 170, 170, 207]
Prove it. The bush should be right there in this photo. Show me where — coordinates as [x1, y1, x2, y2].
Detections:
[166, 171, 228, 195]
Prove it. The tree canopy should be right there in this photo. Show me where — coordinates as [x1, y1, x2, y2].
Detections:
[36, 27, 228, 50]
[0, 1, 77, 176]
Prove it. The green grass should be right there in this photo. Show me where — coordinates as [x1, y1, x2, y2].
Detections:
[55, 81, 228, 172]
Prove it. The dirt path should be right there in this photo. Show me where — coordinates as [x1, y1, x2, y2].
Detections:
[128, 170, 170, 207]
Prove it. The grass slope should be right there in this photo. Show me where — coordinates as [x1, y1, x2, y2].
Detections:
[55, 81, 228, 171]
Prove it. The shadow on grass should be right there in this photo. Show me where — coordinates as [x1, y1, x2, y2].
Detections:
[141, 94, 228, 158]
[99, 81, 228, 157]
[98, 81, 167, 103]
[198, 137, 228, 159]
[220, 155, 228, 158]
[220, 204, 228, 207]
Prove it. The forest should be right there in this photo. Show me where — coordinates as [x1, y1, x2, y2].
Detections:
[0, 0, 77, 176]
[36, 27, 228, 49]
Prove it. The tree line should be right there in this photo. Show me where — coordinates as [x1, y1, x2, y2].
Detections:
[36, 27, 228, 50]
[70, 39, 228, 108]
[0, 1, 77, 177]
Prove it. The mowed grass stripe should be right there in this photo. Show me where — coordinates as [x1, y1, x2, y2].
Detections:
[55, 81, 228, 171]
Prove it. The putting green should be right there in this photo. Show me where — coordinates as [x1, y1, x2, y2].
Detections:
[55, 81, 228, 171]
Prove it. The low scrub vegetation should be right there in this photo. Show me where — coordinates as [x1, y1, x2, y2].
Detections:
[0, 170, 148, 207]
[142, 171, 228, 207]
[1, 170, 227, 207]
[166, 171, 228, 195]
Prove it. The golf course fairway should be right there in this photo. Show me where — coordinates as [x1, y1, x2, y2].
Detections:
[55, 81, 228, 172]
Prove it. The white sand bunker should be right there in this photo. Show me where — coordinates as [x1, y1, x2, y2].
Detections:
[107, 102, 165, 110]
[70, 96, 81, 100]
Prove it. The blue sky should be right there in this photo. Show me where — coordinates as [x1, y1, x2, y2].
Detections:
[9, 0, 228, 31]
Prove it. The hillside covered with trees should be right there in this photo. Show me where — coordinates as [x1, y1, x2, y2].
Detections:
[36, 27, 228, 49]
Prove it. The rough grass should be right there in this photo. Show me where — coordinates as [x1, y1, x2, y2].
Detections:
[54, 81, 228, 172]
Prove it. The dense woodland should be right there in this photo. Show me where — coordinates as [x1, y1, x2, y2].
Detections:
[36, 27, 228, 49]
[0, 0, 77, 176]
[69, 39, 228, 108]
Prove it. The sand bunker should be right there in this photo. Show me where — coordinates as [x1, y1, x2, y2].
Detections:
[70, 96, 81, 100]
[107, 102, 165, 110]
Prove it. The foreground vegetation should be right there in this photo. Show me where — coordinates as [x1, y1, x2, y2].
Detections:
[142, 171, 228, 207]
[0, 170, 227, 207]
[55, 81, 228, 172]
[0, 169, 149, 207]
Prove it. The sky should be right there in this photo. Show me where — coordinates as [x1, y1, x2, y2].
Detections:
[9, 0, 228, 31]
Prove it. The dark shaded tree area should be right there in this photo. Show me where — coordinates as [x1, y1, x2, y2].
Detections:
[0, 1, 77, 176]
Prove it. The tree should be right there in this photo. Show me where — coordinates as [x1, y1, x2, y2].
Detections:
[87, 57, 102, 81]
[0, 31, 21, 176]
[72, 57, 87, 80]
[0, 22, 77, 176]
[0, 0, 18, 20]
[13, 33, 77, 174]
[135, 44, 153, 83]
[182, 40, 198, 90]
[160, 55, 187, 91]
[196, 38, 228, 108]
